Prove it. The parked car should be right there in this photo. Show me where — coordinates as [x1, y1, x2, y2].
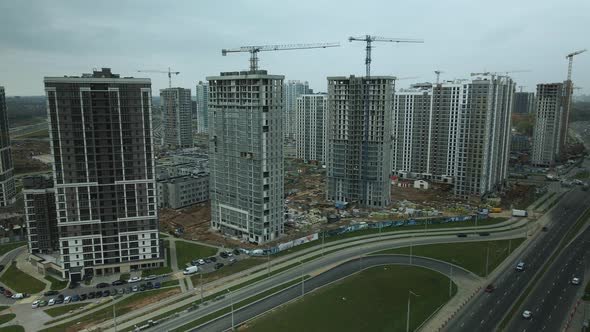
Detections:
[0, 286, 4, 293]
[485, 284, 495, 293]
[198, 259, 206, 265]
[229, 258, 237, 265]
[204, 258, 211, 264]
[112, 280, 125, 286]
[128, 277, 141, 283]
[11, 293, 25, 299]
[39, 300, 48, 307]
[143, 275, 157, 281]
[220, 252, 228, 259]
[48, 298, 56, 306]
[55, 297, 64, 304]
[44, 290, 59, 297]
[117, 288, 124, 295]
[522, 310, 532, 319]
[95, 291, 103, 298]
[572, 277, 580, 285]
[214, 263, 224, 270]
[96, 282, 110, 289]
[87, 292, 95, 299]
[32, 300, 40, 309]
[139, 284, 146, 292]
[146, 282, 153, 290]
[209, 257, 217, 262]
[183, 266, 198, 275]
[110, 289, 117, 296]
[64, 296, 71, 304]
[132, 285, 139, 292]
[72, 294, 80, 302]
[0, 265, 4, 272]
[233, 249, 241, 255]
[57, 294, 64, 300]
[102, 290, 110, 297]
[154, 282, 161, 289]
[4, 290, 13, 298]
[80, 293, 87, 301]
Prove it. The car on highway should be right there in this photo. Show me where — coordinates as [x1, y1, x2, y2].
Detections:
[44, 290, 59, 296]
[128, 276, 142, 283]
[478, 232, 490, 236]
[515, 262, 525, 271]
[456, 233, 467, 238]
[484, 284, 495, 293]
[522, 310, 532, 319]
[571, 277, 580, 285]
[96, 282, 110, 288]
[112, 280, 126, 286]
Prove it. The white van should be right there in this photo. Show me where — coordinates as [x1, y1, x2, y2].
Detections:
[183, 266, 198, 275]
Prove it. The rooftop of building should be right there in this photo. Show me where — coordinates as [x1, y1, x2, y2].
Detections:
[44, 68, 150, 83]
[207, 70, 285, 80]
[22, 175, 54, 190]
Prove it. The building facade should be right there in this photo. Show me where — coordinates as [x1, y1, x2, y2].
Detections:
[196, 81, 209, 133]
[44, 68, 162, 280]
[326, 76, 394, 208]
[207, 70, 284, 244]
[513, 92, 535, 114]
[161, 87, 193, 149]
[0, 86, 16, 207]
[284, 80, 312, 140]
[295, 93, 328, 164]
[23, 176, 59, 254]
[157, 175, 209, 209]
[531, 83, 566, 166]
[454, 76, 514, 199]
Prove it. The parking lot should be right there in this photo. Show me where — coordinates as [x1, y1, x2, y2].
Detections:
[184, 249, 245, 274]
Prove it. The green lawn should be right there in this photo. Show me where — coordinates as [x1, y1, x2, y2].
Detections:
[0, 242, 26, 256]
[574, 171, 589, 179]
[0, 314, 15, 325]
[0, 306, 8, 313]
[175, 241, 217, 269]
[243, 265, 455, 332]
[0, 262, 46, 294]
[142, 240, 172, 276]
[40, 287, 180, 332]
[373, 238, 525, 277]
[0, 326, 24, 332]
[44, 275, 67, 291]
[161, 280, 180, 288]
[43, 303, 88, 317]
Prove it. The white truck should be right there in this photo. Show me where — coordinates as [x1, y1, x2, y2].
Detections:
[183, 266, 198, 275]
[512, 209, 528, 217]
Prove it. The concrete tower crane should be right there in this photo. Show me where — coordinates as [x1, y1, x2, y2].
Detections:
[434, 70, 444, 84]
[348, 34, 423, 206]
[137, 68, 180, 88]
[221, 42, 340, 71]
[566, 49, 587, 82]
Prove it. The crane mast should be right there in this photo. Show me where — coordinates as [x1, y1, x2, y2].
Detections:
[566, 49, 587, 82]
[221, 42, 340, 71]
[434, 70, 444, 84]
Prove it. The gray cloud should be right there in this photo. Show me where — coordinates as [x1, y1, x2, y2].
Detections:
[0, 0, 588, 95]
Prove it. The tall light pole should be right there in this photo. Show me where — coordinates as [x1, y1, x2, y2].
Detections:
[227, 288, 235, 330]
[406, 290, 420, 332]
[322, 232, 325, 256]
[410, 235, 414, 265]
[111, 296, 117, 332]
[300, 259, 305, 297]
[485, 246, 490, 277]
[200, 272, 203, 304]
[267, 248, 271, 278]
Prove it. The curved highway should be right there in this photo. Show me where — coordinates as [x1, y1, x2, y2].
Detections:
[183, 255, 475, 332]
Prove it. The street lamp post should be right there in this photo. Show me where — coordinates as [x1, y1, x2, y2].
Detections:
[406, 290, 420, 332]
[485, 246, 490, 277]
[300, 259, 305, 297]
[200, 272, 203, 304]
[410, 235, 413, 265]
[111, 296, 117, 332]
[267, 248, 271, 278]
[227, 289, 235, 330]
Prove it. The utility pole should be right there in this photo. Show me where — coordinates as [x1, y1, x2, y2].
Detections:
[200, 272, 203, 304]
[300, 259, 305, 297]
[267, 248, 271, 278]
[410, 235, 414, 265]
[322, 232, 325, 256]
[406, 290, 420, 332]
[111, 296, 117, 332]
[227, 289, 235, 331]
[485, 246, 490, 277]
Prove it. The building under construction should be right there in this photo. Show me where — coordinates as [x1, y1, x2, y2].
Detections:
[161, 87, 193, 149]
[326, 75, 394, 208]
[531, 82, 568, 166]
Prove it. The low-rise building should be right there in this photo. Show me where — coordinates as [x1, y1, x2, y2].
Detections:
[23, 175, 59, 254]
[158, 175, 209, 209]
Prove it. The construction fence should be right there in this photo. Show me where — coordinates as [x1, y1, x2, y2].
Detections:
[241, 213, 488, 256]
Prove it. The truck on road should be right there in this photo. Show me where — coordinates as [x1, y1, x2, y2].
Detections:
[512, 209, 528, 217]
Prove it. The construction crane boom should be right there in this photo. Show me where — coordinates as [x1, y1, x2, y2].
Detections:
[348, 35, 423, 78]
[566, 49, 587, 82]
[137, 67, 180, 88]
[434, 70, 444, 84]
[221, 42, 340, 71]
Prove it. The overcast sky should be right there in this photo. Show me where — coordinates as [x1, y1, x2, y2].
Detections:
[1, 0, 588, 96]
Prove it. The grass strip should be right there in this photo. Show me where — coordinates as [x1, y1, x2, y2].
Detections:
[0, 314, 16, 325]
[43, 303, 88, 317]
[0, 262, 45, 294]
[0, 326, 25, 332]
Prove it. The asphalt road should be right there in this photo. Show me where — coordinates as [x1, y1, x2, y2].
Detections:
[185, 255, 474, 332]
[155, 222, 532, 331]
[505, 225, 590, 332]
[445, 189, 590, 332]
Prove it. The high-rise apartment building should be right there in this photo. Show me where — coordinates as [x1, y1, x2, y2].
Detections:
[284, 81, 312, 141]
[393, 78, 514, 199]
[207, 70, 284, 244]
[531, 83, 566, 166]
[195, 81, 209, 133]
[326, 76, 394, 208]
[295, 93, 328, 164]
[513, 92, 535, 114]
[44, 68, 162, 280]
[392, 82, 462, 183]
[23, 175, 59, 254]
[0, 86, 16, 207]
[161, 87, 193, 149]
[454, 76, 514, 199]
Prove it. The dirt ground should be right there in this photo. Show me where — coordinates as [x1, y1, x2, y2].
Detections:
[499, 183, 539, 210]
[10, 140, 51, 175]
